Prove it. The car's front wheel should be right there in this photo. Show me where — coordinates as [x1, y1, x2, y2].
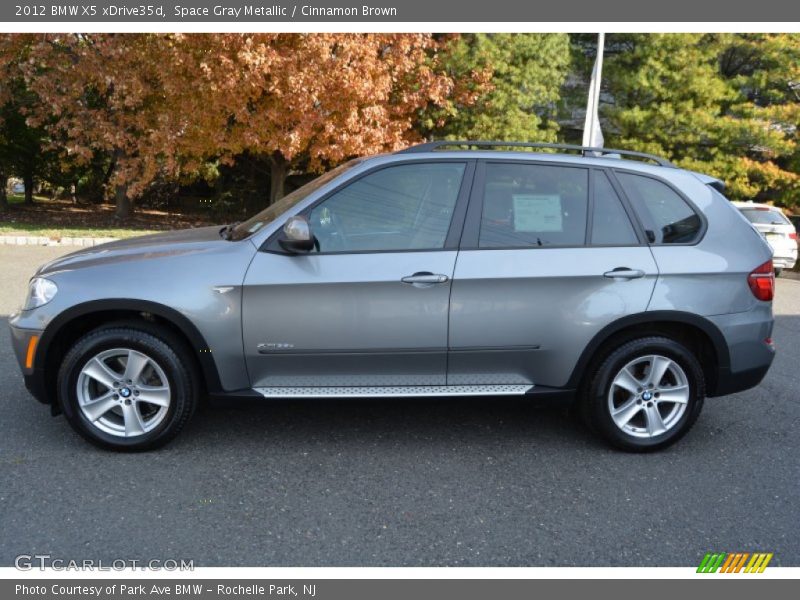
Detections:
[58, 324, 197, 451]
[581, 336, 705, 452]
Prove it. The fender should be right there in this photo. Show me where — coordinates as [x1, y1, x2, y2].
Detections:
[565, 310, 731, 390]
[36, 298, 224, 395]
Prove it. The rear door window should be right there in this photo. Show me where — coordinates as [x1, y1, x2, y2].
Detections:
[590, 171, 639, 245]
[478, 162, 589, 248]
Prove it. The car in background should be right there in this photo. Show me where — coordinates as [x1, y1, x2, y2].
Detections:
[733, 202, 797, 276]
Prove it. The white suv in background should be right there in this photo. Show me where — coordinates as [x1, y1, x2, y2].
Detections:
[734, 201, 798, 276]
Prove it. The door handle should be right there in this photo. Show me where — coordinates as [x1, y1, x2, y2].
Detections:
[603, 267, 645, 280]
[401, 272, 449, 285]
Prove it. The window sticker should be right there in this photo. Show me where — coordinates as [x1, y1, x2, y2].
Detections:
[512, 194, 563, 232]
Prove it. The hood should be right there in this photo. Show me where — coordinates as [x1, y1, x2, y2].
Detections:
[37, 225, 231, 276]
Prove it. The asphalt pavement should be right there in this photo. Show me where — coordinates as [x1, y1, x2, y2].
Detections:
[0, 244, 798, 567]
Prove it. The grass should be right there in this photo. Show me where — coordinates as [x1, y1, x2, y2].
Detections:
[0, 221, 156, 239]
[1, 194, 208, 239]
[5, 193, 26, 206]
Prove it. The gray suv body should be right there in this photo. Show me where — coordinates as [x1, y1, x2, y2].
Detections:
[8, 142, 776, 451]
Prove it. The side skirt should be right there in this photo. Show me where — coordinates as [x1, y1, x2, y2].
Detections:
[251, 384, 556, 399]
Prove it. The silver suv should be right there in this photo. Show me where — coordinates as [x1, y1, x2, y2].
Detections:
[8, 142, 776, 452]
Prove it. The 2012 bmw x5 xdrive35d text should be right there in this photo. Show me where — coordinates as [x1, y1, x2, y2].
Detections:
[8, 142, 776, 452]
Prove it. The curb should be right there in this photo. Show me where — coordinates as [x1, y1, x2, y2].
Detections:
[0, 235, 118, 247]
[782, 270, 800, 282]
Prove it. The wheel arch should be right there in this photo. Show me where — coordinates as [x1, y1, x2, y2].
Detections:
[567, 311, 730, 396]
[36, 299, 223, 409]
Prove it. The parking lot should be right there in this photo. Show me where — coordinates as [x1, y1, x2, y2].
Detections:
[0, 244, 798, 567]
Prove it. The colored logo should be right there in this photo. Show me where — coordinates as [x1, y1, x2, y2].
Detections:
[697, 552, 773, 573]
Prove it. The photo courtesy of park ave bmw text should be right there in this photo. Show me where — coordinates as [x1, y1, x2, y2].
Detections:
[0, 0, 799, 595]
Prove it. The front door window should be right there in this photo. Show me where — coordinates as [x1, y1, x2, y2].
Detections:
[308, 162, 466, 253]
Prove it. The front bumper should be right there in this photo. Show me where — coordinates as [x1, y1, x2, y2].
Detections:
[8, 318, 49, 405]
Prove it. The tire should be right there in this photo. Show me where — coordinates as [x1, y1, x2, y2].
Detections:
[58, 324, 198, 451]
[579, 336, 705, 452]
[774, 268, 782, 278]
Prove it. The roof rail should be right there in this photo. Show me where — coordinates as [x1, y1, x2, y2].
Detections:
[397, 140, 675, 168]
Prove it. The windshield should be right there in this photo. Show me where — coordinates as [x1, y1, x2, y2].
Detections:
[739, 208, 791, 226]
[228, 158, 364, 241]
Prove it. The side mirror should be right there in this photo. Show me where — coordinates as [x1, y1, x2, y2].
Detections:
[278, 215, 316, 254]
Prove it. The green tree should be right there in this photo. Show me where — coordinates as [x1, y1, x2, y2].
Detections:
[0, 39, 52, 208]
[599, 34, 799, 204]
[422, 34, 571, 142]
[0, 85, 50, 205]
[717, 33, 800, 205]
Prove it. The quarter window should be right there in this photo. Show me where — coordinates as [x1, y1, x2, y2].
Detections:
[307, 162, 466, 253]
[616, 172, 702, 244]
[478, 163, 589, 248]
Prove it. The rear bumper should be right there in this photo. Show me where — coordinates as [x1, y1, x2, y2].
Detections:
[711, 363, 772, 397]
[770, 241, 797, 270]
[707, 308, 775, 397]
[772, 256, 796, 270]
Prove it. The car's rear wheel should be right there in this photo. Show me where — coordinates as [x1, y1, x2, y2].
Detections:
[581, 336, 705, 452]
[774, 267, 783, 278]
[58, 325, 197, 451]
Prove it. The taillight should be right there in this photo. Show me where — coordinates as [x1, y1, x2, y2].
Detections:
[748, 260, 775, 301]
[790, 232, 798, 240]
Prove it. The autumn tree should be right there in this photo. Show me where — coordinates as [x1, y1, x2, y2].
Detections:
[17, 34, 218, 218]
[186, 33, 481, 204]
[16, 33, 480, 215]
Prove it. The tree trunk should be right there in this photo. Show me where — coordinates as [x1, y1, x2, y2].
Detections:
[114, 182, 131, 220]
[23, 174, 34, 205]
[268, 152, 289, 205]
[111, 149, 132, 219]
[0, 173, 8, 210]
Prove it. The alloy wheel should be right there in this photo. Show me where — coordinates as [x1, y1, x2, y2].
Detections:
[607, 354, 690, 438]
[76, 348, 171, 437]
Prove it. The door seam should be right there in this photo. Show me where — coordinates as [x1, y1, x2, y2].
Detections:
[445, 250, 461, 385]
[644, 243, 661, 311]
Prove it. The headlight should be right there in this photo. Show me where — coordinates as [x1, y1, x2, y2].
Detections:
[23, 277, 58, 310]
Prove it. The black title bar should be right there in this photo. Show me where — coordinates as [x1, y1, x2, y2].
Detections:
[3, 0, 800, 22]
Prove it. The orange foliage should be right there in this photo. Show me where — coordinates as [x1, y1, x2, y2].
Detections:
[4, 33, 481, 206]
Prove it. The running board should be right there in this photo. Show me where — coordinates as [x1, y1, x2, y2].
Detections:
[253, 384, 533, 398]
